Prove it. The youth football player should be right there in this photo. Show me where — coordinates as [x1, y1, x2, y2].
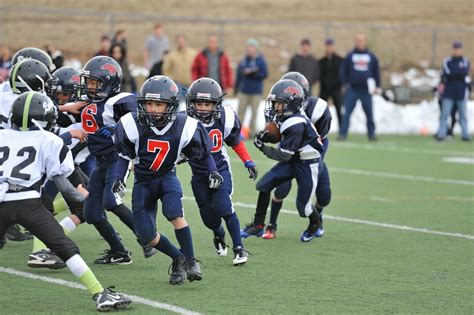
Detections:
[115, 75, 222, 284]
[0, 91, 131, 311]
[186, 77, 257, 265]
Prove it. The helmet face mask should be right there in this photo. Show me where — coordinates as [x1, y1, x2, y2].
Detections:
[186, 99, 220, 124]
[137, 75, 179, 128]
[186, 78, 223, 124]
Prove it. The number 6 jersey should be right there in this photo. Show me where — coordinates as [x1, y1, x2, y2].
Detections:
[115, 112, 213, 179]
[0, 129, 74, 201]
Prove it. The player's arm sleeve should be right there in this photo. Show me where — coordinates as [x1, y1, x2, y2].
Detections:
[114, 120, 137, 161]
[114, 97, 138, 122]
[372, 53, 381, 87]
[261, 145, 293, 162]
[52, 174, 86, 202]
[277, 122, 305, 156]
[56, 111, 76, 127]
[45, 141, 75, 180]
[183, 123, 217, 172]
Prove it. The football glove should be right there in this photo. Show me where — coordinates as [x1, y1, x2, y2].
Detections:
[244, 160, 258, 180]
[253, 132, 267, 151]
[208, 171, 223, 189]
[112, 179, 126, 197]
[96, 125, 116, 137]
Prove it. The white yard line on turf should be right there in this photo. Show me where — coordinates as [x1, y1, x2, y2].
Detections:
[0, 267, 201, 315]
[232, 158, 474, 186]
[330, 167, 474, 186]
[331, 142, 474, 157]
[182, 197, 474, 240]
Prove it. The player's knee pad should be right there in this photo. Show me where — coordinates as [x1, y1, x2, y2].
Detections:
[274, 180, 292, 200]
[256, 177, 273, 193]
[198, 208, 222, 230]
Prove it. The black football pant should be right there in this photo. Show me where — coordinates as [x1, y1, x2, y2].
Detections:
[0, 198, 79, 261]
[320, 89, 342, 129]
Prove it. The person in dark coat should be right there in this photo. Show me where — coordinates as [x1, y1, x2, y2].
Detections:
[288, 38, 320, 95]
[319, 38, 343, 128]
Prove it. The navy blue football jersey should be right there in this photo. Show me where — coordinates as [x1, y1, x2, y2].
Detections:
[188, 106, 241, 173]
[115, 112, 212, 178]
[81, 92, 137, 157]
[304, 97, 332, 139]
[278, 113, 322, 160]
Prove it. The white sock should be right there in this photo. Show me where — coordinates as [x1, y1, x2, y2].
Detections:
[66, 254, 88, 277]
[59, 216, 77, 234]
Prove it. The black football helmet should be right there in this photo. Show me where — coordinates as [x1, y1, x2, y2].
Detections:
[137, 75, 179, 128]
[79, 56, 122, 102]
[12, 47, 56, 72]
[265, 79, 304, 122]
[52, 66, 81, 105]
[9, 59, 56, 95]
[10, 91, 57, 131]
[186, 77, 224, 124]
[280, 72, 310, 100]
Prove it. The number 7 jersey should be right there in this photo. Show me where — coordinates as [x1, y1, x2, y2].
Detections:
[115, 112, 213, 179]
[0, 129, 74, 197]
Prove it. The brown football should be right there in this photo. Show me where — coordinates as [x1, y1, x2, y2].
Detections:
[263, 122, 282, 144]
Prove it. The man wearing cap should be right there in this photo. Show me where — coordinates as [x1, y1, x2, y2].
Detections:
[235, 39, 268, 139]
[288, 38, 320, 95]
[437, 41, 471, 141]
[339, 33, 381, 141]
[319, 38, 343, 128]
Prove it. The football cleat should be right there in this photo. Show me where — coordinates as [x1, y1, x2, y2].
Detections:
[140, 241, 158, 259]
[28, 249, 66, 269]
[240, 223, 264, 238]
[315, 215, 324, 237]
[6, 225, 32, 241]
[93, 286, 132, 311]
[232, 246, 249, 266]
[168, 255, 186, 285]
[185, 258, 202, 282]
[213, 236, 228, 256]
[300, 223, 320, 242]
[262, 224, 277, 239]
[94, 250, 132, 265]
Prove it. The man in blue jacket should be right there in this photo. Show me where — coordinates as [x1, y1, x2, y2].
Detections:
[235, 39, 268, 139]
[437, 41, 471, 141]
[339, 34, 380, 141]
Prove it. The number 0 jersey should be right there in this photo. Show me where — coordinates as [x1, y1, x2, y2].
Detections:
[115, 112, 213, 179]
[188, 106, 241, 174]
[0, 129, 74, 201]
[81, 92, 137, 158]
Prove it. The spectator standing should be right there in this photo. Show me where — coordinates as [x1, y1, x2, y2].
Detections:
[339, 34, 381, 141]
[319, 38, 343, 128]
[162, 34, 197, 100]
[288, 38, 320, 95]
[192, 34, 233, 92]
[44, 44, 64, 69]
[144, 23, 170, 78]
[0, 44, 12, 82]
[110, 43, 137, 93]
[112, 29, 128, 56]
[234, 39, 268, 138]
[437, 41, 471, 141]
[94, 35, 111, 57]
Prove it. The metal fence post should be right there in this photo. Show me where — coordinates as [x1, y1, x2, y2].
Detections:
[431, 29, 438, 67]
